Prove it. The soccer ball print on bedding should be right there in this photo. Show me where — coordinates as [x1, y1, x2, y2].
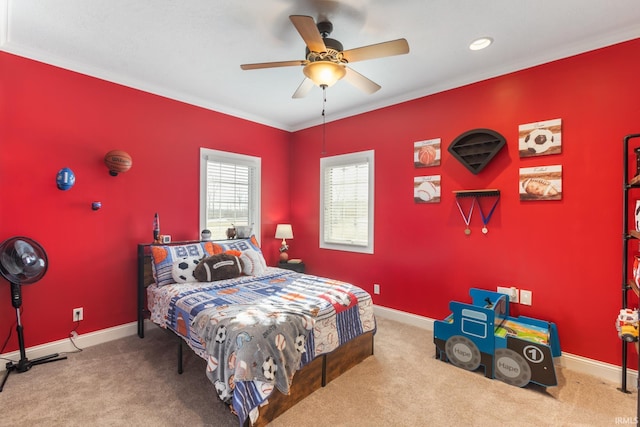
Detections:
[215, 325, 227, 344]
[214, 380, 231, 400]
[262, 356, 277, 380]
[295, 335, 306, 353]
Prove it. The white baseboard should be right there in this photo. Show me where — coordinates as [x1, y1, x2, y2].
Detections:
[0, 321, 141, 369]
[373, 305, 639, 389]
[2, 308, 638, 389]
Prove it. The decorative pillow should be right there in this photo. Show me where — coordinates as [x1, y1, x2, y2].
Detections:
[216, 235, 267, 276]
[239, 249, 267, 276]
[194, 253, 244, 282]
[224, 249, 243, 257]
[171, 256, 201, 283]
[217, 234, 261, 252]
[151, 242, 221, 286]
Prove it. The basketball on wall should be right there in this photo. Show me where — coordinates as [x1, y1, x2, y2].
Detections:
[104, 150, 132, 176]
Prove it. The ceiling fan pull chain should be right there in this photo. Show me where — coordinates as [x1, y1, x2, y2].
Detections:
[322, 86, 327, 154]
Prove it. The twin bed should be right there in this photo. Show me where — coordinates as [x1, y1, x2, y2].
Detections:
[136, 237, 376, 426]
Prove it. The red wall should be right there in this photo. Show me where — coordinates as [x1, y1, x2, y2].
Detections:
[1, 38, 639, 367]
[0, 53, 291, 352]
[290, 38, 640, 366]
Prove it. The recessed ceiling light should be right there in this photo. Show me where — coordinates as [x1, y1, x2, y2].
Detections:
[469, 37, 493, 51]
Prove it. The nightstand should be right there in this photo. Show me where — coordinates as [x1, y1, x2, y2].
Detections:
[278, 261, 305, 273]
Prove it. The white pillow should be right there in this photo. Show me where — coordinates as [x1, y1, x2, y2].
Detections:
[240, 249, 267, 276]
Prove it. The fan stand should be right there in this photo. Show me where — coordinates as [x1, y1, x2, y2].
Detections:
[0, 295, 67, 392]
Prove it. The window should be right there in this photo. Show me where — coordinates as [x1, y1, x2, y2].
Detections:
[320, 150, 374, 254]
[200, 148, 261, 240]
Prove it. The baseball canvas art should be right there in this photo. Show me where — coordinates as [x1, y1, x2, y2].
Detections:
[414, 175, 441, 203]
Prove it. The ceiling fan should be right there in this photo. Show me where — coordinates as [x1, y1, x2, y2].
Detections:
[240, 15, 409, 98]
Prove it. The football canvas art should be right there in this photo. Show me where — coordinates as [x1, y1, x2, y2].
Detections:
[519, 165, 562, 201]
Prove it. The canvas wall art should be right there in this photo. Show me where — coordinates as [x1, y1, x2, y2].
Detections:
[518, 118, 562, 158]
[414, 138, 441, 168]
[519, 165, 562, 201]
[414, 175, 441, 203]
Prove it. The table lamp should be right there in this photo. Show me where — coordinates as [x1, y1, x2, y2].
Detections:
[275, 224, 293, 262]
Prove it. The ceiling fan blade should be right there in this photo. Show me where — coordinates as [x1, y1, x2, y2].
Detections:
[241, 60, 305, 70]
[290, 15, 327, 53]
[342, 38, 409, 63]
[344, 67, 381, 94]
[292, 78, 315, 99]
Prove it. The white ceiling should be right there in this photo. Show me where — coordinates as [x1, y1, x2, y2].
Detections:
[2, 0, 640, 131]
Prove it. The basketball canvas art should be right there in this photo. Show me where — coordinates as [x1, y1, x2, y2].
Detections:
[414, 138, 441, 168]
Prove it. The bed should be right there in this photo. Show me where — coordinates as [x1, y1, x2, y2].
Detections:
[136, 237, 376, 426]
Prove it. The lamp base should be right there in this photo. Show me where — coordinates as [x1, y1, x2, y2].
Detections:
[279, 252, 289, 262]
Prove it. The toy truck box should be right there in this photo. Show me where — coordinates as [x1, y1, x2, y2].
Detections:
[433, 288, 561, 387]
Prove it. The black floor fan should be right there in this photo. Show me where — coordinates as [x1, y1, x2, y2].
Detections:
[0, 236, 66, 392]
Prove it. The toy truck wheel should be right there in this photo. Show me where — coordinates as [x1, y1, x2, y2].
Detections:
[494, 348, 532, 387]
[445, 335, 481, 371]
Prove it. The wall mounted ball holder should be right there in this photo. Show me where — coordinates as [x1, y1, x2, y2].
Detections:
[448, 129, 506, 174]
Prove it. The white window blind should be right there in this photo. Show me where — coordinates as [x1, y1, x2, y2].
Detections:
[200, 149, 261, 240]
[320, 150, 374, 254]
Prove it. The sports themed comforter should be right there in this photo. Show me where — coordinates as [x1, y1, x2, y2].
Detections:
[147, 267, 375, 425]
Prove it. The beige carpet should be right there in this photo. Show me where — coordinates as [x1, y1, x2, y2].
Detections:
[0, 317, 636, 427]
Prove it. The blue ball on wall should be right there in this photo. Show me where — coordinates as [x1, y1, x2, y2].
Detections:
[56, 167, 76, 191]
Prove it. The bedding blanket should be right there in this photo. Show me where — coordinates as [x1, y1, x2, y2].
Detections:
[147, 267, 375, 425]
[193, 303, 313, 397]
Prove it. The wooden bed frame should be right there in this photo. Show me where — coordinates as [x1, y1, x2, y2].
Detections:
[136, 242, 374, 426]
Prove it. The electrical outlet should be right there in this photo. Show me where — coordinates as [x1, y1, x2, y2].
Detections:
[520, 290, 532, 306]
[510, 287, 519, 304]
[497, 286, 519, 303]
[73, 307, 84, 321]
[373, 284, 380, 295]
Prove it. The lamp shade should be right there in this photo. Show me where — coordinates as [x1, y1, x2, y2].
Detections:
[303, 61, 346, 88]
[275, 224, 293, 239]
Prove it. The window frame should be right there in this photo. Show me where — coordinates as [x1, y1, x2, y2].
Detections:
[199, 148, 261, 242]
[319, 150, 375, 254]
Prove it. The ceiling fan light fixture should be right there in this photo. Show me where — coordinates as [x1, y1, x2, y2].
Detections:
[469, 37, 493, 51]
[303, 61, 346, 88]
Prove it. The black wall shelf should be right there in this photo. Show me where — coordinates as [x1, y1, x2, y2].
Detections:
[448, 129, 506, 175]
